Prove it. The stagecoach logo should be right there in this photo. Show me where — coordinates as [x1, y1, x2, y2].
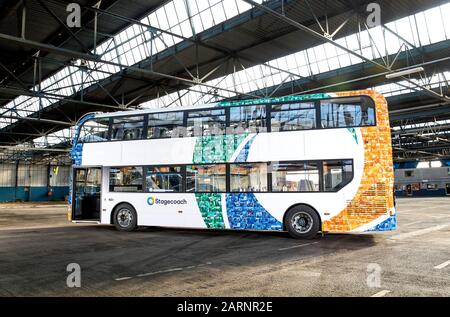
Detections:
[147, 196, 187, 206]
[147, 197, 155, 205]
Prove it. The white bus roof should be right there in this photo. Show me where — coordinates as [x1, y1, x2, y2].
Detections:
[92, 92, 374, 120]
[94, 102, 219, 119]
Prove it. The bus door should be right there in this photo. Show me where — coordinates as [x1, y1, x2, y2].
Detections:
[72, 167, 102, 221]
[446, 184, 450, 196]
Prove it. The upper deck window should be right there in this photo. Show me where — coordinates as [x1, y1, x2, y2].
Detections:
[148, 111, 184, 139]
[111, 116, 145, 141]
[229, 105, 267, 134]
[187, 109, 226, 137]
[320, 97, 375, 128]
[271, 102, 316, 132]
[77, 118, 109, 143]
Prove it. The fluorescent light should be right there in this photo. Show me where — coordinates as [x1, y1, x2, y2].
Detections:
[386, 67, 424, 79]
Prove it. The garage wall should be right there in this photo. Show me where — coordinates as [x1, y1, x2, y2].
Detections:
[0, 164, 70, 202]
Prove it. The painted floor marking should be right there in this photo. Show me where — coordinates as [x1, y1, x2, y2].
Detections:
[115, 262, 212, 281]
[371, 290, 391, 297]
[434, 260, 450, 270]
[278, 241, 319, 251]
[389, 224, 450, 240]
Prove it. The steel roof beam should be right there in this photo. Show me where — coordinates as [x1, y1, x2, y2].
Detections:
[242, 0, 450, 103]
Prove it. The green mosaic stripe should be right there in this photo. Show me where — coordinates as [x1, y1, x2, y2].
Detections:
[347, 127, 358, 144]
[218, 93, 330, 107]
[195, 193, 225, 229]
[193, 134, 248, 163]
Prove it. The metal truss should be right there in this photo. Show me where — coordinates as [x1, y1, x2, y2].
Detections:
[392, 119, 450, 160]
[1, 0, 450, 163]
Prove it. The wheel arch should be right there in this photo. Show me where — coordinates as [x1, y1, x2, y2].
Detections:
[282, 203, 322, 231]
[110, 202, 137, 225]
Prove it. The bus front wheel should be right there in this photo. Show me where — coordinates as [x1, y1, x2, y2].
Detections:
[113, 203, 137, 232]
[284, 206, 320, 239]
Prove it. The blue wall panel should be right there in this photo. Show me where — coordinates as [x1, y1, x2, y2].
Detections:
[0, 186, 69, 202]
[395, 189, 447, 197]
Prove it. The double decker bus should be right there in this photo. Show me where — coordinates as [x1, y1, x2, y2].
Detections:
[69, 90, 396, 239]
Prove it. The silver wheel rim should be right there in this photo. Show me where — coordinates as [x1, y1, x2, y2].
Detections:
[291, 212, 313, 234]
[117, 208, 133, 228]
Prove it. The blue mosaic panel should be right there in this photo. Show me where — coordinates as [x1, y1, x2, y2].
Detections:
[71, 114, 94, 166]
[225, 193, 283, 231]
[71, 143, 83, 166]
[366, 214, 397, 232]
[234, 135, 256, 162]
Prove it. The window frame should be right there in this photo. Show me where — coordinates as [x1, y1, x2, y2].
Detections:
[144, 165, 185, 193]
[109, 114, 148, 142]
[108, 166, 145, 193]
[105, 159, 353, 194]
[269, 101, 318, 132]
[322, 159, 354, 192]
[147, 111, 185, 139]
[269, 160, 324, 193]
[186, 108, 227, 137]
[77, 95, 376, 143]
[229, 162, 269, 193]
[319, 96, 376, 129]
[76, 117, 112, 144]
[185, 163, 228, 193]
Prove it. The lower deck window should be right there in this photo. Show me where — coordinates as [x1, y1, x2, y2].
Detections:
[146, 166, 182, 192]
[186, 164, 226, 192]
[230, 163, 268, 192]
[109, 167, 143, 192]
[106, 159, 353, 193]
[323, 160, 353, 192]
[271, 162, 319, 192]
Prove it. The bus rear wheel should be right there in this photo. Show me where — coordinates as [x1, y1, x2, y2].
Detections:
[285, 206, 320, 239]
[113, 203, 137, 232]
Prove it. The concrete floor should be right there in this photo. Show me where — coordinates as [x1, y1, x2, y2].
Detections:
[0, 198, 449, 296]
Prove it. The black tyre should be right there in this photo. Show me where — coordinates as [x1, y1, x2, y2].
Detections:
[284, 205, 320, 239]
[113, 203, 137, 232]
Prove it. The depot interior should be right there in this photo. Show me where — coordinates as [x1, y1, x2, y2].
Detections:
[0, 0, 449, 297]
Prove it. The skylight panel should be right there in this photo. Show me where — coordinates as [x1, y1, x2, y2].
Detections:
[425, 7, 446, 43]
[187, 0, 199, 15]
[200, 8, 215, 30]
[236, 0, 252, 14]
[314, 45, 327, 61]
[173, 0, 188, 21]
[224, 0, 239, 19]
[211, 2, 227, 24]
[439, 3, 450, 39]
[414, 12, 431, 46]
[197, 0, 210, 12]
[164, 1, 179, 28]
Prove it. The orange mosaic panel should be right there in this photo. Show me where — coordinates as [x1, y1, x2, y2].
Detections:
[322, 90, 395, 232]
